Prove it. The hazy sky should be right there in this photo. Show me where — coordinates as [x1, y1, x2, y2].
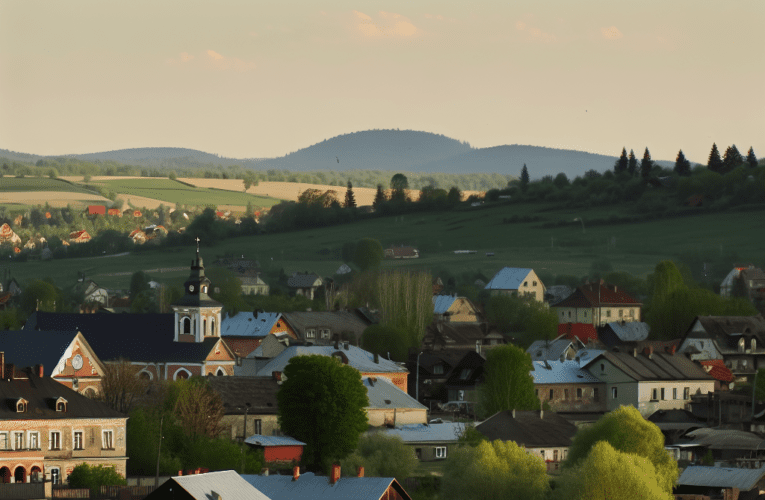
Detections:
[1, 0, 762, 163]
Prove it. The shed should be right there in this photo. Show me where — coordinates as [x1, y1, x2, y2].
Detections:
[245, 435, 305, 464]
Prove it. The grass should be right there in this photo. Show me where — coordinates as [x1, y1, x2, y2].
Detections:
[92, 178, 280, 208]
[0, 177, 94, 193]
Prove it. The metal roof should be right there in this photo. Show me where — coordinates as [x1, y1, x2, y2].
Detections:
[677, 466, 765, 490]
[0, 330, 80, 377]
[222, 312, 282, 338]
[242, 472, 401, 500]
[531, 360, 602, 384]
[605, 321, 650, 342]
[363, 377, 426, 410]
[432, 295, 457, 314]
[373, 423, 467, 443]
[527, 339, 576, 361]
[579, 349, 714, 382]
[255, 345, 408, 376]
[484, 268, 533, 291]
[245, 435, 306, 447]
[172, 470, 271, 500]
[685, 428, 765, 450]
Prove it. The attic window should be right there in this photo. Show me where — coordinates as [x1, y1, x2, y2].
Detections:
[16, 399, 27, 413]
[384, 399, 391, 405]
[56, 398, 67, 412]
[433, 364, 444, 375]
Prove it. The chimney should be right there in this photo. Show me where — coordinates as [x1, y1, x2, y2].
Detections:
[178, 471, 183, 476]
[643, 346, 653, 359]
[512, 409, 516, 418]
[669, 345, 676, 355]
[292, 466, 300, 481]
[357, 466, 364, 478]
[37, 364, 44, 378]
[632, 348, 637, 358]
[374, 353, 379, 363]
[344, 342, 350, 350]
[330, 464, 341, 485]
[559, 354, 565, 363]
[0, 352, 4, 380]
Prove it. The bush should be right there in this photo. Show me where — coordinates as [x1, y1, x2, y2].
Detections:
[68, 464, 126, 496]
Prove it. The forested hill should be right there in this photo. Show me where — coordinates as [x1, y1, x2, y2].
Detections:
[62, 147, 247, 167]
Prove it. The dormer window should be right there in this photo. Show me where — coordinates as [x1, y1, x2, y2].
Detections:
[753, 338, 757, 351]
[16, 399, 27, 413]
[739, 338, 746, 353]
[55, 398, 68, 412]
[433, 364, 444, 375]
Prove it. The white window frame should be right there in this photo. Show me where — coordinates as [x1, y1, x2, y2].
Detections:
[253, 419, 262, 435]
[673, 388, 678, 400]
[306, 329, 316, 339]
[138, 369, 153, 381]
[320, 328, 331, 339]
[73, 430, 84, 450]
[28, 431, 39, 450]
[684, 387, 690, 400]
[434, 446, 447, 459]
[215, 367, 226, 376]
[0, 432, 8, 450]
[611, 387, 617, 399]
[651, 388, 658, 401]
[13, 431, 24, 450]
[49, 431, 61, 451]
[102, 430, 114, 450]
[173, 368, 192, 381]
[50, 468, 60, 485]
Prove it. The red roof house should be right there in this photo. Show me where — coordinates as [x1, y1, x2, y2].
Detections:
[553, 280, 642, 327]
[244, 435, 305, 465]
[68, 230, 92, 243]
[87, 205, 106, 215]
[558, 322, 598, 343]
[107, 208, 121, 216]
[699, 359, 735, 383]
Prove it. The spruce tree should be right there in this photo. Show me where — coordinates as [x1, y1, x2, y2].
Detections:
[627, 149, 638, 176]
[674, 149, 691, 177]
[520, 164, 530, 192]
[373, 184, 386, 209]
[615, 147, 628, 174]
[747, 147, 758, 168]
[640, 148, 653, 178]
[722, 144, 744, 173]
[344, 180, 357, 208]
[707, 143, 723, 173]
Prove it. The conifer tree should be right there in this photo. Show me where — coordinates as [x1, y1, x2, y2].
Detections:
[722, 144, 744, 173]
[707, 143, 723, 173]
[674, 149, 691, 177]
[520, 164, 530, 192]
[640, 148, 653, 178]
[627, 149, 638, 176]
[344, 180, 357, 208]
[747, 147, 758, 168]
[615, 147, 628, 174]
[373, 184, 386, 209]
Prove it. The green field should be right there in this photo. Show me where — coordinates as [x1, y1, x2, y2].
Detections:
[93, 178, 279, 208]
[0, 177, 94, 193]
[4, 201, 765, 292]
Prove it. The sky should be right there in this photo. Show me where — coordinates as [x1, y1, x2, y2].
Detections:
[1, 0, 763, 164]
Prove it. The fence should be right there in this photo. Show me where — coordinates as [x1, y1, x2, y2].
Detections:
[0, 483, 46, 500]
[51, 485, 156, 499]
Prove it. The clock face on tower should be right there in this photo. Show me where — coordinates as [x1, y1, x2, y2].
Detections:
[72, 354, 83, 371]
[189, 285, 195, 293]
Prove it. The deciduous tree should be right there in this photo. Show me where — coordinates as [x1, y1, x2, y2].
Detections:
[99, 359, 149, 414]
[353, 238, 384, 271]
[477, 344, 539, 418]
[339, 432, 418, 483]
[68, 464, 126, 497]
[172, 378, 225, 439]
[277, 355, 369, 471]
[376, 269, 433, 348]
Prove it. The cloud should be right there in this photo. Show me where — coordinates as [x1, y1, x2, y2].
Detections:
[166, 50, 255, 72]
[514, 19, 556, 43]
[601, 26, 623, 40]
[353, 10, 419, 38]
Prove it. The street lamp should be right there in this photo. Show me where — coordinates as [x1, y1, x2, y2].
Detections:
[573, 217, 585, 234]
[416, 352, 424, 403]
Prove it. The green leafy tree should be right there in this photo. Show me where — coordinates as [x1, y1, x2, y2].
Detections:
[447, 186, 462, 205]
[169, 171, 177, 181]
[206, 267, 245, 315]
[614, 147, 628, 174]
[563, 406, 678, 495]
[640, 148, 653, 178]
[376, 270, 433, 349]
[360, 324, 411, 362]
[722, 144, 744, 173]
[339, 432, 418, 483]
[557, 441, 673, 500]
[390, 173, 409, 191]
[129, 271, 151, 300]
[19, 279, 63, 315]
[457, 424, 488, 448]
[553, 172, 570, 189]
[627, 149, 638, 176]
[277, 355, 369, 471]
[353, 238, 384, 271]
[68, 464, 126, 497]
[344, 181, 357, 208]
[707, 142, 723, 173]
[441, 440, 550, 500]
[477, 344, 539, 418]
[520, 164, 530, 192]
[674, 149, 692, 176]
[746, 146, 758, 168]
[0, 309, 22, 330]
[186, 208, 228, 244]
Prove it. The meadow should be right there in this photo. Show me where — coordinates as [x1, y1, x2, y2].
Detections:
[0, 177, 111, 208]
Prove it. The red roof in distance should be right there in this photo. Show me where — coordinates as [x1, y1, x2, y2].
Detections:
[554, 280, 642, 308]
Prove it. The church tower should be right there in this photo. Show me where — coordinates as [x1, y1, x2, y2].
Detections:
[171, 239, 223, 343]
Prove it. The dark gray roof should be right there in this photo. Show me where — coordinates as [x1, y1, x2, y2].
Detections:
[678, 466, 765, 490]
[685, 428, 765, 450]
[0, 368, 125, 420]
[206, 376, 280, 415]
[286, 273, 322, 288]
[23, 312, 223, 364]
[254, 345, 407, 375]
[527, 339, 576, 361]
[0, 330, 80, 376]
[245, 435, 305, 447]
[281, 311, 370, 342]
[581, 350, 715, 382]
[475, 410, 578, 448]
[603, 322, 650, 342]
[646, 409, 708, 431]
[690, 315, 765, 351]
[242, 472, 410, 500]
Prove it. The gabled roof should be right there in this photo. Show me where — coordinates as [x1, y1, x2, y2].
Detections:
[646, 409, 707, 431]
[699, 359, 735, 382]
[424, 322, 493, 348]
[558, 323, 598, 343]
[444, 350, 486, 388]
[222, 312, 282, 338]
[690, 315, 765, 346]
[531, 360, 602, 384]
[527, 339, 576, 361]
[684, 428, 765, 450]
[475, 410, 579, 448]
[678, 466, 765, 491]
[602, 322, 650, 342]
[363, 377, 426, 410]
[553, 281, 641, 308]
[206, 376, 280, 415]
[484, 268, 533, 291]
[580, 349, 714, 382]
[281, 311, 369, 342]
[372, 422, 467, 443]
[0, 369, 124, 420]
[287, 273, 322, 288]
[168, 470, 271, 500]
[253, 345, 408, 376]
[411, 350, 469, 376]
[433, 295, 457, 315]
[242, 472, 410, 500]
[0, 330, 82, 377]
[245, 435, 305, 447]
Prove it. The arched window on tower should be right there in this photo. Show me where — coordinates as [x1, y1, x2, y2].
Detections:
[203, 319, 207, 336]
[211, 318, 216, 336]
[182, 317, 191, 335]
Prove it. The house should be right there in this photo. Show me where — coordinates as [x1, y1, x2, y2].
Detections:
[145, 470, 271, 500]
[598, 321, 650, 348]
[67, 230, 91, 244]
[698, 360, 736, 390]
[207, 375, 282, 440]
[553, 280, 642, 327]
[444, 350, 486, 402]
[687, 391, 752, 429]
[422, 322, 506, 352]
[484, 267, 546, 302]
[577, 347, 716, 417]
[371, 422, 467, 461]
[432, 295, 480, 323]
[527, 338, 581, 362]
[721, 265, 765, 304]
[75, 280, 109, 306]
[0, 364, 127, 485]
[0, 332, 105, 396]
[87, 205, 105, 215]
[363, 376, 427, 427]
[677, 315, 765, 380]
[280, 310, 372, 345]
[675, 466, 765, 500]
[250, 343, 409, 392]
[242, 464, 412, 500]
[384, 246, 420, 259]
[531, 359, 606, 415]
[682, 428, 765, 464]
[406, 349, 471, 406]
[221, 311, 296, 359]
[241, 276, 269, 296]
[128, 229, 146, 244]
[645, 409, 707, 446]
[249, 333, 296, 360]
[245, 435, 305, 466]
[474, 410, 579, 473]
[0, 223, 21, 245]
[107, 208, 121, 216]
[286, 272, 322, 300]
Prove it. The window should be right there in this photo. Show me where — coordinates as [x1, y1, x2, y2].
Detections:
[606, 310, 611, 318]
[535, 389, 539, 398]
[253, 419, 262, 435]
[74, 431, 83, 450]
[549, 389, 554, 399]
[50, 432, 61, 451]
[629, 309, 635, 317]
[651, 388, 658, 401]
[576, 388, 582, 399]
[563, 449, 568, 460]
[684, 387, 690, 400]
[459, 369, 472, 380]
[593, 388, 599, 401]
[433, 364, 444, 375]
[583, 311, 587, 318]
[568, 311, 572, 318]
[306, 329, 316, 339]
[553, 450, 559, 462]
[57, 402, 66, 412]
[28, 432, 39, 450]
[600, 363, 605, 372]
[611, 387, 617, 399]
[435, 446, 447, 459]
[660, 388, 665, 400]
[415, 448, 422, 460]
[14, 432, 24, 450]
[753, 339, 757, 351]
[182, 317, 191, 334]
[211, 319, 216, 335]
[673, 388, 678, 400]
[203, 318, 207, 335]
[523, 281, 528, 287]
[0, 432, 7, 450]
[50, 469, 60, 485]
[540, 450, 545, 459]
[102, 430, 114, 450]
[16, 400, 26, 413]
[320, 329, 330, 339]
[739, 338, 746, 353]
[564, 389, 569, 400]
[619, 309, 623, 318]
[533, 281, 537, 286]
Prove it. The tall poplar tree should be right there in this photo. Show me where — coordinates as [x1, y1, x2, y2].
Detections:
[627, 149, 638, 176]
[707, 143, 723, 173]
[640, 148, 653, 178]
[673, 149, 691, 176]
[614, 147, 628, 174]
[747, 147, 759, 168]
[344, 180, 356, 208]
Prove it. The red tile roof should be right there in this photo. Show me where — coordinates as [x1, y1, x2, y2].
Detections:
[554, 280, 642, 308]
[699, 360, 735, 382]
[558, 323, 597, 342]
[88, 205, 106, 215]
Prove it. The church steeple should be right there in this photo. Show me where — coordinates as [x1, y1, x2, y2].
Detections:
[171, 241, 223, 343]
